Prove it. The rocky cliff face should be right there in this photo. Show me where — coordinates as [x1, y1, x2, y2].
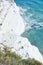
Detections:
[0, 0, 43, 63]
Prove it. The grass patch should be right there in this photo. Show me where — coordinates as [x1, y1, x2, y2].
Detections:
[0, 46, 43, 65]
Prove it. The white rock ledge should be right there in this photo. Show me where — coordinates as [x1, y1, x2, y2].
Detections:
[0, 0, 43, 63]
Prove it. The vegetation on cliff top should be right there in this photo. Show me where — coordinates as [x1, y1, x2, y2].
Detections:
[0, 46, 43, 65]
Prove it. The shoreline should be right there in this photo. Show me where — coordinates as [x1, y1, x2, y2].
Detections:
[0, 0, 43, 63]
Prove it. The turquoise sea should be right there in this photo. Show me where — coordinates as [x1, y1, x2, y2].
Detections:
[14, 0, 43, 54]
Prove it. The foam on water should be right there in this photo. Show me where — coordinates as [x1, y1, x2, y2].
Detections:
[0, 0, 43, 63]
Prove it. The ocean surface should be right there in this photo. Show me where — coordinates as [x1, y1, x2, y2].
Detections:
[14, 0, 43, 54]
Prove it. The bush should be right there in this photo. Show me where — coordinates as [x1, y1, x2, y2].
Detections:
[0, 47, 43, 65]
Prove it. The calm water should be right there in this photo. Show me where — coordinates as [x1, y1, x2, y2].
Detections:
[14, 0, 43, 53]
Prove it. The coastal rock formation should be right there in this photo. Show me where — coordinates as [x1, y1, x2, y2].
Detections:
[0, 0, 43, 63]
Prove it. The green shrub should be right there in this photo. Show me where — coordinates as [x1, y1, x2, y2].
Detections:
[0, 47, 43, 65]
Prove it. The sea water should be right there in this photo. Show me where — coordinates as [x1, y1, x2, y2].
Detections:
[14, 0, 43, 54]
[0, 0, 43, 63]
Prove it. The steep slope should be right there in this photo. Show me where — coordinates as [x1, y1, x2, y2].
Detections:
[0, 0, 43, 63]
